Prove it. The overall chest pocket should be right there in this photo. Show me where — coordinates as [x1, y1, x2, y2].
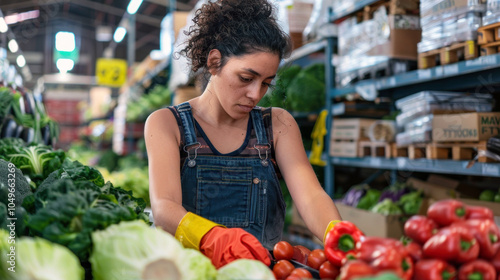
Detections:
[196, 166, 255, 227]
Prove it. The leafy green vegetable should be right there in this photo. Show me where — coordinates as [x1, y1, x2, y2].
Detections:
[28, 177, 149, 263]
[90, 220, 217, 280]
[371, 198, 403, 215]
[0, 138, 25, 161]
[302, 63, 325, 83]
[270, 64, 302, 108]
[97, 150, 120, 172]
[357, 189, 381, 210]
[0, 87, 14, 125]
[479, 189, 495, 201]
[0, 233, 85, 280]
[398, 191, 423, 215]
[216, 259, 275, 280]
[286, 70, 325, 112]
[7, 144, 66, 187]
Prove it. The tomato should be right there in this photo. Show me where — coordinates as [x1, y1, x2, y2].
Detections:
[306, 249, 326, 270]
[274, 241, 294, 261]
[273, 259, 295, 280]
[319, 261, 340, 280]
[286, 268, 313, 279]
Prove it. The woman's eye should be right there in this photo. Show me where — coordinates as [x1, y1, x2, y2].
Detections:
[239, 76, 252, 83]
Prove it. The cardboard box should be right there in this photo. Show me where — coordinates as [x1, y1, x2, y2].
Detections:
[407, 176, 459, 200]
[329, 140, 359, 157]
[367, 29, 421, 60]
[331, 118, 376, 140]
[336, 203, 405, 239]
[458, 198, 500, 216]
[432, 112, 500, 142]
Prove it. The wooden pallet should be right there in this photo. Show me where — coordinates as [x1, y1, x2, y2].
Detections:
[478, 22, 500, 45]
[359, 141, 392, 158]
[418, 40, 479, 69]
[392, 141, 495, 162]
[358, 0, 420, 21]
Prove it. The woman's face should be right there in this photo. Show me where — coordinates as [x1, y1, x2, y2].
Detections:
[208, 51, 280, 118]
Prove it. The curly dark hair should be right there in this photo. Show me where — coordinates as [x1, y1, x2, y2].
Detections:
[179, 0, 292, 75]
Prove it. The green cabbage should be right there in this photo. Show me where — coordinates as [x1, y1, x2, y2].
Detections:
[216, 259, 275, 280]
[0, 233, 84, 280]
[89, 220, 217, 280]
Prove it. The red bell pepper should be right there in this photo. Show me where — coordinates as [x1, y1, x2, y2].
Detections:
[423, 226, 479, 264]
[339, 260, 376, 280]
[452, 219, 500, 259]
[491, 243, 500, 274]
[404, 215, 439, 245]
[458, 260, 497, 280]
[427, 199, 468, 227]
[356, 237, 413, 280]
[402, 237, 423, 263]
[414, 259, 456, 280]
[466, 205, 494, 221]
[324, 221, 364, 267]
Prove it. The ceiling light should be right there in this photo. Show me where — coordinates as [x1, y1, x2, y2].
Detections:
[113, 27, 127, 43]
[8, 39, 19, 53]
[0, 17, 7, 33]
[56, 58, 74, 73]
[55, 31, 76, 52]
[127, 0, 144, 15]
[16, 55, 26, 67]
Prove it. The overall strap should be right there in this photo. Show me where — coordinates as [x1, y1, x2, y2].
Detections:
[250, 107, 271, 163]
[175, 102, 201, 166]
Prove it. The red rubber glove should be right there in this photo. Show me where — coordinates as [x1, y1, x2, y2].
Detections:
[200, 226, 271, 268]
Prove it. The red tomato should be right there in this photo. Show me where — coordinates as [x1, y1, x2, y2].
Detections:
[274, 241, 294, 261]
[319, 261, 340, 280]
[286, 268, 313, 279]
[306, 249, 326, 270]
[273, 259, 295, 280]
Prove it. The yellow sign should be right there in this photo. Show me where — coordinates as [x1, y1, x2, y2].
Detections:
[96, 58, 127, 87]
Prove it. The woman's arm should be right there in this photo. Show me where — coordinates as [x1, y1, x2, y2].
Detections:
[272, 107, 342, 241]
[144, 108, 187, 235]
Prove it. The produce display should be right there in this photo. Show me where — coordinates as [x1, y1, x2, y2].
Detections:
[340, 182, 424, 216]
[267, 199, 500, 280]
[0, 85, 59, 146]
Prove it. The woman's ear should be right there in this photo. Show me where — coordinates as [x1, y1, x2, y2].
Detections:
[207, 49, 222, 75]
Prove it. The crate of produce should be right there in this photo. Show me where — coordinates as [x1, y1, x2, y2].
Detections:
[330, 118, 376, 140]
[329, 140, 360, 158]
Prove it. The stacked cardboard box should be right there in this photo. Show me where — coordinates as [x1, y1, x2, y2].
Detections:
[329, 118, 376, 157]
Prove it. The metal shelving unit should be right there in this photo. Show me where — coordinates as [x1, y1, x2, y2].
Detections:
[329, 0, 381, 22]
[319, 5, 500, 197]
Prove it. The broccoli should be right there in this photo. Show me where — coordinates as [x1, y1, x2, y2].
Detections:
[0, 159, 33, 206]
[0, 159, 32, 236]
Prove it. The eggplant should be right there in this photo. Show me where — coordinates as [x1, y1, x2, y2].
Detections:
[41, 124, 52, 146]
[1, 118, 17, 138]
[21, 126, 35, 144]
[23, 91, 36, 116]
[378, 182, 411, 203]
[341, 184, 369, 207]
[14, 124, 24, 138]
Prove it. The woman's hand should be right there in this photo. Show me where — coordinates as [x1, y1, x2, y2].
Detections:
[200, 227, 271, 268]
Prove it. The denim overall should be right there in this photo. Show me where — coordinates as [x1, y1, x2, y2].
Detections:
[174, 102, 286, 249]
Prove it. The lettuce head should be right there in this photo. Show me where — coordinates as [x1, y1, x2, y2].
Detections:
[89, 220, 217, 280]
[0, 233, 84, 280]
[216, 259, 275, 280]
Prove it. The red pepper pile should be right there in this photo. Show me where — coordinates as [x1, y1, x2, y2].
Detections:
[323, 199, 500, 280]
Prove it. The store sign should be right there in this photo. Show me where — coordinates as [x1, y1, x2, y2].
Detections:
[96, 58, 127, 87]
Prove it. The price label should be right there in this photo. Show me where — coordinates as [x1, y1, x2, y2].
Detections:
[96, 58, 127, 87]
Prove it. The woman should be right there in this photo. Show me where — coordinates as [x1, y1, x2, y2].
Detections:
[145, 0, 341, 268]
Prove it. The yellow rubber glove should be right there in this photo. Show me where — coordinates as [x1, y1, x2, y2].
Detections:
[174, 212, 225, 250]
[323, 220, 342, 244]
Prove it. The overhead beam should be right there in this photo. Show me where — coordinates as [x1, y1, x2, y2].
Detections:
[145, 0, 193, 11]
[1, 0, 162, 27]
